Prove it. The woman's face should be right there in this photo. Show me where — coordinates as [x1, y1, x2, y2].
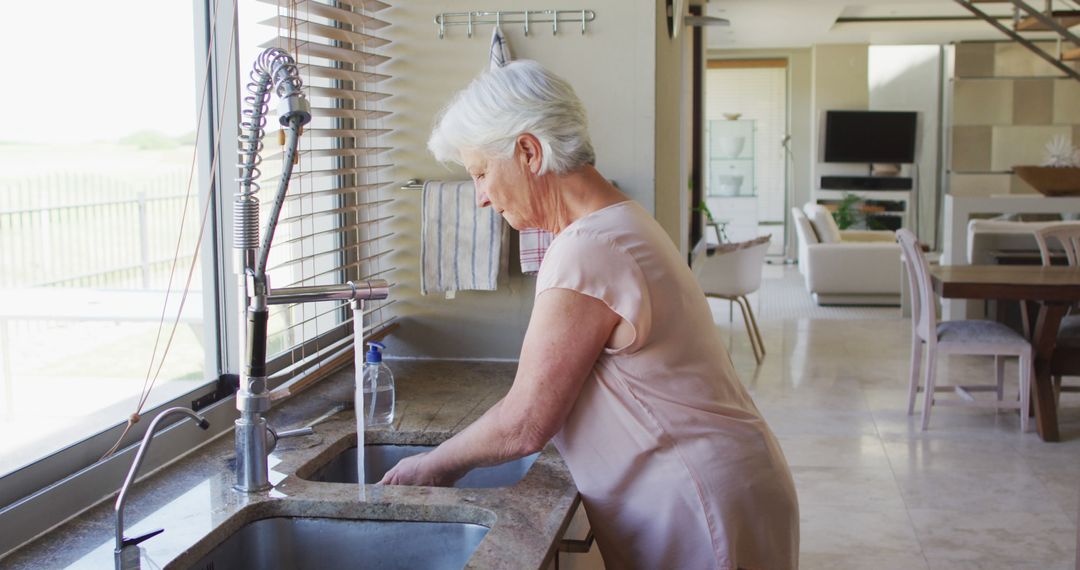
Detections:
[461, 146, 536, 230]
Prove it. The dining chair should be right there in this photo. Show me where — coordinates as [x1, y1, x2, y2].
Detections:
[1033, 223, 1080, 266]
[1033, 223, 1080, 403]
[694, 235, 770, 364]
[897, 229, 1032, 431]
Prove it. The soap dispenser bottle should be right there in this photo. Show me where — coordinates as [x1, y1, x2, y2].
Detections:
[361, 341, 395, 426]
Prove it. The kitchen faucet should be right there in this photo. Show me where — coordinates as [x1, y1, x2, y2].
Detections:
[232, 48, 389, 493]
[114, 407, 210, 570]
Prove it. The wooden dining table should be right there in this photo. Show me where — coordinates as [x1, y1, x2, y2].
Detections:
[930, 265, 1080, 442]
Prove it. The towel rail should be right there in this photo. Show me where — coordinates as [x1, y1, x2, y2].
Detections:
[434, 9, 596, 38]
[401, 178, 425, 190]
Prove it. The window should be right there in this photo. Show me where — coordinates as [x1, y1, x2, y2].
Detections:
[0, 0, 212, 479]
[0, 0, 395, 554]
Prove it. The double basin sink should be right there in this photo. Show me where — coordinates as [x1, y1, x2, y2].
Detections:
[189, 444, 540, 569]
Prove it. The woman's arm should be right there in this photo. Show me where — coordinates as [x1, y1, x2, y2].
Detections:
[380, 287, 621, 486]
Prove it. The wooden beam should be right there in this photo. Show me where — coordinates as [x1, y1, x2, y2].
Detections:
[707, 58, 787, 69]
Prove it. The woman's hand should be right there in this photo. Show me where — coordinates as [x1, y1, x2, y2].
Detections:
[378, 452, 465, 487]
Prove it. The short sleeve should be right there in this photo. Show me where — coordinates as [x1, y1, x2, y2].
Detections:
[536, 231, 653, 354]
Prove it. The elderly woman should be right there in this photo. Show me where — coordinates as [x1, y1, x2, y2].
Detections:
[382, 60, 799, 570]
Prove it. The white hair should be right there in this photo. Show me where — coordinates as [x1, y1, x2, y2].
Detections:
[427, 60, 595, 175]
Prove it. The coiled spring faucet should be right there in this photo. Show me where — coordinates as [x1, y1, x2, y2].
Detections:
[232, 48, 388, 493]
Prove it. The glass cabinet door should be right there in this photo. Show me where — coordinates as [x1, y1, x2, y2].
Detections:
[707, 119, 755, 197]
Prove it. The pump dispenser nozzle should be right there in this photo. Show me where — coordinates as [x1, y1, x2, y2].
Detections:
[365, 341, 385, 364]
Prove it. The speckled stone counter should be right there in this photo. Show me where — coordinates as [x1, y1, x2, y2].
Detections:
[1, 360, 579, 569]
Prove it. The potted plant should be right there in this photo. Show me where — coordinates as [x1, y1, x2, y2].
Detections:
[831, 193, 862, 230]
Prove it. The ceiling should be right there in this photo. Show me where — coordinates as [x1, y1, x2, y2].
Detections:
[701, 0, 1061, 50]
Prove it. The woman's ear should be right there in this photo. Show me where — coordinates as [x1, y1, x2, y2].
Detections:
[516, 134, 544, 175]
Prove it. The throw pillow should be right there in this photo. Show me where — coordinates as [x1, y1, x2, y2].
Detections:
[803, 203, 842, 243]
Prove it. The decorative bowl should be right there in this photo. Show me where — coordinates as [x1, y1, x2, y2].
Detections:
[722, 113, 742, 121]
[1012, 165, 1080, 196]
[713, 136, 745, 158]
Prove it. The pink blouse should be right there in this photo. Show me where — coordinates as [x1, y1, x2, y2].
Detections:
[537, 201, 799, 570]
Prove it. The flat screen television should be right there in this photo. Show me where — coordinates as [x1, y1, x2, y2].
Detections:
[823, 110, 917, 164]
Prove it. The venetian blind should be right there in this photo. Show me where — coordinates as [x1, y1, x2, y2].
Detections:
[253, 0, 396, 385]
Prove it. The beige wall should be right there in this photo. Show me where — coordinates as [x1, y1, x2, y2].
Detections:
[655, 3, 692, 255]
[379, 2, 683, 359]
[810, 44, 870, 189]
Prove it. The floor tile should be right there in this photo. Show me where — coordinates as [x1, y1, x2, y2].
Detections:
[908, 508, 1076, 566]
[799, 504, 923, 556]
[792, 464, 906, 509]
[800, 552, 930, 570]
[778, 434, 890, 469]
[891, 465, 1060, 514]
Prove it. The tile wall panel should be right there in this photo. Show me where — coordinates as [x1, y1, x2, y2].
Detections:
[1052, 79, 1080, 124]
[1012, 79, 1053, 125]
[990, 125, 1071, 171]
[953, 79, 1013, 125]
[950, 126, 993, 172]
[954, 43, 995, 78]
[948, 173, 1012, 196]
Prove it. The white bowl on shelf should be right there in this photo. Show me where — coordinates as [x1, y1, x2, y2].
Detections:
[713, 136, 745, 158]
[713, 175, 744, 196]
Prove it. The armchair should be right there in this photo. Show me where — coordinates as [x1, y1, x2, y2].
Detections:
[790, 203, 902, 306]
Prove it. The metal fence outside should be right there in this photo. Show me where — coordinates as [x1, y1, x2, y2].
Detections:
[0, 171, 202, 289]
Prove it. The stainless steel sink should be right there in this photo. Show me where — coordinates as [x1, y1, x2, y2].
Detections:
[307, 444, 539, 488]
[189, 517, 488, 570]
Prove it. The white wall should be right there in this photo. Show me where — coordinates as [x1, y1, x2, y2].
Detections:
[379, 2, 678, 359]
[869, 45, 942, 244]
[655, 3, 693, 255]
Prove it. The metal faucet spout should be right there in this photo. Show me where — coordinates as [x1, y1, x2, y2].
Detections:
[114, 407, 210, 570]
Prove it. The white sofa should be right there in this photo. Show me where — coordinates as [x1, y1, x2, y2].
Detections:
[791, 203, 903, 306]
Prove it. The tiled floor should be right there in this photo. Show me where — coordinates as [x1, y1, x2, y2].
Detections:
[713, 266, 1080, 570]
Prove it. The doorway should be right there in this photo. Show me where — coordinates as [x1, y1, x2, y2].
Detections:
[704, 59, 789, 257]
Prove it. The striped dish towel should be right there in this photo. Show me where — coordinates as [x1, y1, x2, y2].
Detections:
[489, 26, 554, 275]
[421, 181, 507, 295]
[489, 25, 511, 70]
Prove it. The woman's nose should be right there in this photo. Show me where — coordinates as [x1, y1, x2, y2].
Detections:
[475, 188, 491, 208]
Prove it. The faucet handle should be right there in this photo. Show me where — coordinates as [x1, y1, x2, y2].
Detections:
[121, 527, 164, 548]
[275, 426, 315, 439]
[265, 425, 316, 454]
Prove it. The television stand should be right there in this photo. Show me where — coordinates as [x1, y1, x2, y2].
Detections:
[817, 175, 916, 231]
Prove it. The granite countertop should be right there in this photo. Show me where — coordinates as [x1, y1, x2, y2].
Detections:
[2, 360, 579, 569]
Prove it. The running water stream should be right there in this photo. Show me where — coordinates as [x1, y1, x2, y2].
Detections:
[353, 310, 367, 500]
